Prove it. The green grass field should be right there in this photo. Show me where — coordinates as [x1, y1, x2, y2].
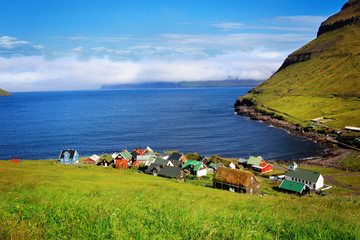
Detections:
[0, 160, 359, 239]
[334, 176, 360, 189]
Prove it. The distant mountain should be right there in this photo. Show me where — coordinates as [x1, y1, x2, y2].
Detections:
[235, 0, 360, 129]
[0, 89, 11, 96]
[101, 79, 264, 90]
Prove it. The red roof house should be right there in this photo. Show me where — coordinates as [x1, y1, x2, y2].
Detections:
[11, 159, 21, 163]
[246, 156, 273, 173]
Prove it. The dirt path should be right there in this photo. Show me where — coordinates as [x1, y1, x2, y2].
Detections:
[272, 165, 287, 171]
[324, 173, 360, 191]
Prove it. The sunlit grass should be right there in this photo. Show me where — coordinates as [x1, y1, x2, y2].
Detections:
[0, 160, 359, 239]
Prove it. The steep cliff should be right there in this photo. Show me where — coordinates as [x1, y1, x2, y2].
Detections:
[236, 0, 360, 129]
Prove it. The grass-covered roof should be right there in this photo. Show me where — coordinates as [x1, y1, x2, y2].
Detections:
[213, 166, 256, 187]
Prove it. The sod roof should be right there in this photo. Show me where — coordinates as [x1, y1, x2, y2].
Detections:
[213, 166, 256, 187]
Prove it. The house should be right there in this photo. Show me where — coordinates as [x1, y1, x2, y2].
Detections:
[115, 159, 129, 169]
[278, 179, 310, 195]
[202, 157, 211, 166]
[158, 166, 186, 182]
[98, 159, 110, 167]
[210, 163, 224, 172]
[132, 160, 141, 168]
[137, 154, 156, 166]
[281, 162, 324, 191]
[168, 152, 187, 163]
[59, 149, 79, 164]
[157, 153, 170, 160]
[84, 154, 100, 164]
[114, 150, 133, 168]
[143, 146, 154, 154]
[229, 162, 237, 169]
[213, 166, 261, 195]
[146, 163, 162, 176]
[153, 157, 174, 167]
[246, 156, 273, 173]
[182, 160, 207, 177]
[11, 159, 21, 163]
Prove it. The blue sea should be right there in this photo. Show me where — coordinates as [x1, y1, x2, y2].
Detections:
[0, 88, 326, 160]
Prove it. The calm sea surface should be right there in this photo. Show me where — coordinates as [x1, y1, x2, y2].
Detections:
[0, 88, 326, 160]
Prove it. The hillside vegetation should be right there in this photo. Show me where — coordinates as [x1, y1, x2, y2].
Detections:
[238, 0, 360, 128]
[0, 88, 11, 96]
[0, 160, 359, 239]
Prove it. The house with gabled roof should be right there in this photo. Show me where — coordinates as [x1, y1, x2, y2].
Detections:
[158, 166, 186, 182]
[137, 154, 156, 166]
[278, 180, 309, 195]
[168, 152, 187, 163]
[146, 163, 162, 176]
[114, 150, 133, 168]
[182, 160, 207, 177]
[213, 166, 261, 195]
[59, 149, 79, 164]
[157, 153, 170, 160]
[115, 159, 129, 169]
[245, 156, 273, 173]
[84, 154, 100, 164]
[280, 162, 324, 191]
[11, 159, 21, 163]
[153, 157, 174, 167]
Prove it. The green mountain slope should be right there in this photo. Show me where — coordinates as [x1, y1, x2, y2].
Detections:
[237, 0, 360, 129]
[0, 88, 11, 96]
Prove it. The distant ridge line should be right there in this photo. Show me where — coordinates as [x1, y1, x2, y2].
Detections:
[101, 79, 264, 90]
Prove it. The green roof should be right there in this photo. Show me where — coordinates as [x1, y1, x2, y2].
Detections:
[279, 180, 306, 193]
[246, 156, 263, 166]
[286, 168, 321, 183]
[183, 160, 203, 171]
[120, 150, 132, 160]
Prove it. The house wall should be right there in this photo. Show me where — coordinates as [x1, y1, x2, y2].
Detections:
[196, 168, 207, 177]
[73, 152, 79, 164]
[315, 175, 324, 190]
[285, 176, 323, 190]
[261, 164, 273, 173]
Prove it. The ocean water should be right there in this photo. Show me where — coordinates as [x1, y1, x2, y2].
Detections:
[0, 88, 326, 160]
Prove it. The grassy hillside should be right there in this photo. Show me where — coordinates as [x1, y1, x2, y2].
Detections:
[0, 88, 11, 96]
[0, 160, 359, 239]
[240, 1, 360, 129]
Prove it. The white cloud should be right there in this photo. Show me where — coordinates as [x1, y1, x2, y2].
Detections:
[0, 49, 285, 91]
[0, 36, 44, 57]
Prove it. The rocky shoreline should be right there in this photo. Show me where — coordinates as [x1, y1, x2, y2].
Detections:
[234, 98, 328, 145]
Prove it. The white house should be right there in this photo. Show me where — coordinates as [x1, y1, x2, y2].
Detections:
[283, 162, 324, 190]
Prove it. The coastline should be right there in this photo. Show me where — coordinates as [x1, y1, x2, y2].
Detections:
[234, 104, 327, 143]
[233, 99, 338, 161]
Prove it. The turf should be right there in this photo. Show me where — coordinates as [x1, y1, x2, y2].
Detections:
[0, 160, 359, 239]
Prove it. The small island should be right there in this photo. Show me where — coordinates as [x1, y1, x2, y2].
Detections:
[0, 88, 11, 96]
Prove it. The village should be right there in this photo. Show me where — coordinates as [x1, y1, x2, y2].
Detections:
[58, 147, 330, 196]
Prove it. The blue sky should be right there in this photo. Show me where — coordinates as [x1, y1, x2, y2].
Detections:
[0, 0, 345, 91]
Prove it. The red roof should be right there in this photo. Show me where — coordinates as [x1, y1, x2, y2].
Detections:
[11, 159, 21, 163]
[85, 158, 95, 162]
